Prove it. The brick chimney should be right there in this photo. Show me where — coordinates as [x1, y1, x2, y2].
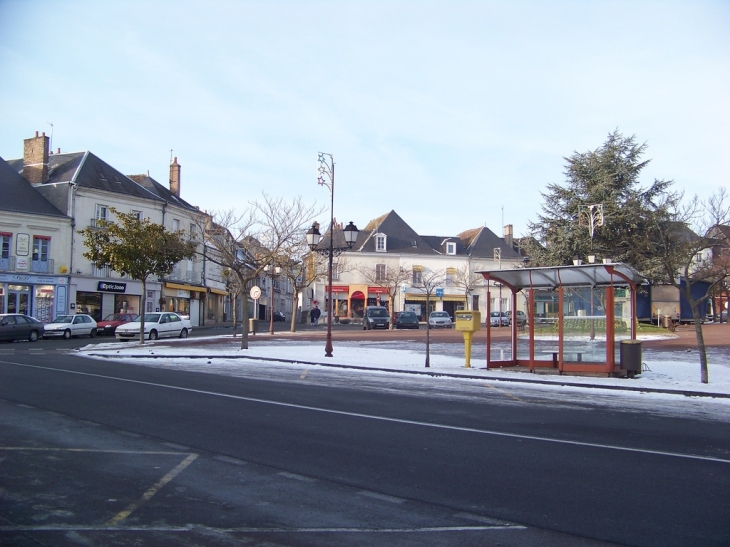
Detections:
[169, 156, 181, 197]
[503, 224, 513, 248]
[23, 131, 50, 184]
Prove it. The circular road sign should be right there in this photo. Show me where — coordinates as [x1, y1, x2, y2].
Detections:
[249, 286, 261, 300]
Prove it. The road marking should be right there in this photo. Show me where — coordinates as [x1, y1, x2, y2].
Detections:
[300, 369, 309, 379]
[0, 447, 191, 455]
[278, 471, 318, 482]
[214, 455, 247, 465]
[0, 524, 524, 532]
[3, 359, 730, 465]
[483, 382, 523, 401]
[358, 490, 406, 504]
[107, 453, 198, 525]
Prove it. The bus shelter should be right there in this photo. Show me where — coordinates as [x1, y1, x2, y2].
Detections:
[476, 263, 645, 375]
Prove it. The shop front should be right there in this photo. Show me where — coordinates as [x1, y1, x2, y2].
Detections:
[403, 292, 466, 322]
[73, 279, 150, 322]
[163, 282, 205, 326]
[0, 273, 68, 322]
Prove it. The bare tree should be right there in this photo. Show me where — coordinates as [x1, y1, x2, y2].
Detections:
[412, 267, 445, 367]
[204, 194, 323, 349]
[650, 189, 730, 383]
[356, 261, 411, 328]
[451, 264, 483, 310]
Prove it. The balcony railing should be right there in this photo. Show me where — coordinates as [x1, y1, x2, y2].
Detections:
[93, 265, 112, 278]
[0, 256, 15, 271]
[30, 259, 54, 274]
[90, 218, 114, 228]
[168, 269, 201, 284]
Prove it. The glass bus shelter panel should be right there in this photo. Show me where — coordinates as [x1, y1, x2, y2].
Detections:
[561, 286, 621, 364]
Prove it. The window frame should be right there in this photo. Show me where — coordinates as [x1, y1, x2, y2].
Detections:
[32, 236, 50, 262]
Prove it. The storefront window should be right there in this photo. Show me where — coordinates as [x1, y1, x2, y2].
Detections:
[167, 297, 189, 317]
[114, 295, 140, 316]
[34, 285, 54, 323]
[77, 292, 102, 321]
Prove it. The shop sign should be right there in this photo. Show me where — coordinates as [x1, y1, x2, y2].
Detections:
[326, 285, 349, 293]
[369, 286, 389, 294]
[0, 273, 68, 284]
[97, 281, 127, 293]
[177, 289, 190, 298]
[16, 233, 30, 256]
[16, 257, 29, 270]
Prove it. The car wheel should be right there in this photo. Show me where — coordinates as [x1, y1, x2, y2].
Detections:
[149, 330, 159, 340]
[63, 329, 71, 340]
[90, 328, 97, 338]
[179, 328, 188, 339]
[28, 330, 39, 342]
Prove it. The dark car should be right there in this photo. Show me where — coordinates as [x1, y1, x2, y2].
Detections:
[363, 306, 390, 330]
[96, 313, 139, 335]
[489, 311, 509, 327]
[0, 314, 45, 342]
[395, 311, 419, 329]
[272, 311, 286, 322]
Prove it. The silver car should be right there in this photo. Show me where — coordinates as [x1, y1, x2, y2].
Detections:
[43, 314, 98, 339]
[428, 311, 453, 328]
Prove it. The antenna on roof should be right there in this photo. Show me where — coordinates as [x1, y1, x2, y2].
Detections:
[47, 122, 54, 153]
[170, 149, 173, 165]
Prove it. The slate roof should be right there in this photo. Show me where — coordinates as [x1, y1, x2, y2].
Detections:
[8, 152, 164, 203]
[128, 174, 201, 213]
[0, 156, 67, 218]
[351, 210, 439, 255]
[457, 226, 523, 260]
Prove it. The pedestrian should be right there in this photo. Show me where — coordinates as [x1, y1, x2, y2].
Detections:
[311, 304, 321, 326]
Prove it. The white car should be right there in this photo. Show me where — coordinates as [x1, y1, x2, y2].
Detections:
[43, 314, 98, 339]
[428, 311, 453, 328]
[115, 312, 192, 341]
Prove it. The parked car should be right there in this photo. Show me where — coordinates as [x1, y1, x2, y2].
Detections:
[43, 314, 98, 339]
[0, 314, 45, 342]
[272, 311, 286, 322]
[506, 310, 527, 327]
[428, 311, 453, 328]
[96, 313, 139, 335]
[363, 306, 390, 330]
[395, 311, 420, 329]
[115, 312, 193, 341]
[489, 311, 509, 327]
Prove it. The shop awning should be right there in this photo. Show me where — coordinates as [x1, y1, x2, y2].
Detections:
[209, 288, 228, 296]
[165, 282, 206, 293]
[404, 294, 466, 302]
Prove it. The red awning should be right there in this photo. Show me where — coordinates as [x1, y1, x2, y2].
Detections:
[351, 291, 365, 299]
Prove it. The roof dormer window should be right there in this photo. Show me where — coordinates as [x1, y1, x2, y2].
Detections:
[375, 233, 387, 252]
[446, 241, 456, 255]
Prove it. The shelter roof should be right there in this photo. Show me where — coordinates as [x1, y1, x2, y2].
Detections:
[475, 263, 645, 290]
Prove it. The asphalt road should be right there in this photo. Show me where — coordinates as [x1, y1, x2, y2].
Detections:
[0, 346, 728, 547]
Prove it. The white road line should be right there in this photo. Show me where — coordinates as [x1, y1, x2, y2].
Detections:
[357, 490, 406, 504]
[0, 524, 524, 532]
[278, 471, 318, 482]
[3, 359, 729, 465]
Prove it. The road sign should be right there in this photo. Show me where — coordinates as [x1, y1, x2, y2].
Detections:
[249, 286, 261, 300]
[435, 288, 444, 297]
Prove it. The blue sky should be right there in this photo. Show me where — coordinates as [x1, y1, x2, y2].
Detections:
[1, 1, 728, 238]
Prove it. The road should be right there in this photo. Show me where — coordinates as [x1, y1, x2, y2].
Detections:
[0, 336, 728, 546]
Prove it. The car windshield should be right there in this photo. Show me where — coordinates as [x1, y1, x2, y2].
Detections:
[490, 312, 503, 317]
[431, 312, 448, 317]
[141, 314, 162, 322]
[51, 315, 74, 324]
[368, 309, 388, 317]
[103, 314, 125, 321]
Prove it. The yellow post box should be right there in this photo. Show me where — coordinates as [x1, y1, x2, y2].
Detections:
[454, 310, 481, 367]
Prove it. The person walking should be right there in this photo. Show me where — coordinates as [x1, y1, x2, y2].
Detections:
[311, 304, 321, 326]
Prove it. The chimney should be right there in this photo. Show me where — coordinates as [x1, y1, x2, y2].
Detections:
[169, 156, 181, 197]
[23, 131, 50, 184]
[503, 224, 514, 248]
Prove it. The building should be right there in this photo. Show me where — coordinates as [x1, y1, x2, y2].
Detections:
[307, 210, 526, 323]
[0, 155, 72, 320]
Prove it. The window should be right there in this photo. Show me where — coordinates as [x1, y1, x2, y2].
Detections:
[172, 219, 180, 231]
[32, 236, 50, 262]
[375, 263, 386, 282]
[131, 210, 142, 220]
[95, 204, 109, 220]
[375, 233, 387, 252]
[446, 241, 456, 255]
[0, 233, 10, 259]
[412, 267, 423, 286]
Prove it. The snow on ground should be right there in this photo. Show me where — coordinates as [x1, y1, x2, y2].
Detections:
[80, 333, 730, 396]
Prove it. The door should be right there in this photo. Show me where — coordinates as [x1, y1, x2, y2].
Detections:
[7, 285, 31, 315]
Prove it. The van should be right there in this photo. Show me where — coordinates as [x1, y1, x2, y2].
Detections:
[363, 306, 390, 330]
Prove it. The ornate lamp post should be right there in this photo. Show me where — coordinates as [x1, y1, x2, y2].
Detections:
[263, 264, 281, 335]
[307, 152, 359, 357]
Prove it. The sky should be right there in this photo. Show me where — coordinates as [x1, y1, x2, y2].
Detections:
[1, 1, 728, 238]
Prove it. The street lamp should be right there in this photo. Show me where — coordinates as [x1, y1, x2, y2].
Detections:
[307, 152, 359, 357]
[263, 264, 281, 335]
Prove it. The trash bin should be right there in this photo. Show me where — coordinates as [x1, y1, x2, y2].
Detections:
[248, 318, 258, 335]
[620, 339, 642, 377]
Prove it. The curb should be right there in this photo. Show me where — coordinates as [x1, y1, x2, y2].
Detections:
[84, 352, 730, 400]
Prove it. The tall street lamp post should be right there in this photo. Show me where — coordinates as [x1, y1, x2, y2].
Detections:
[263, 264, 281, 335]
[306, 152, 359, 357]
